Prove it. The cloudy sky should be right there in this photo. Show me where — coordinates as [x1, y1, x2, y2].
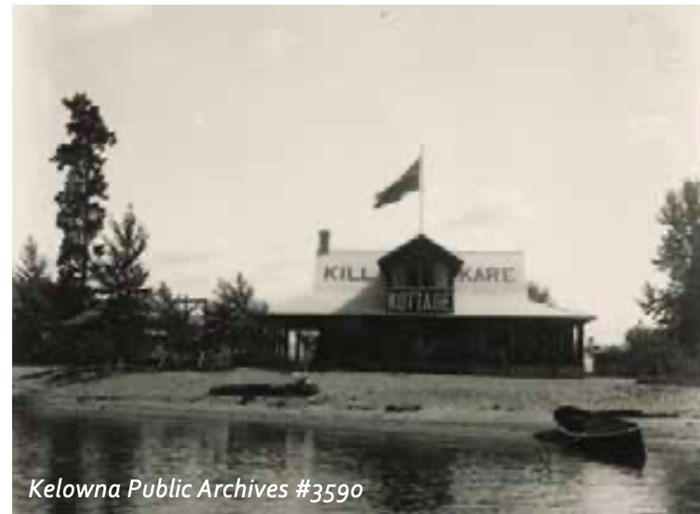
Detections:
[13, 6, 700, 343]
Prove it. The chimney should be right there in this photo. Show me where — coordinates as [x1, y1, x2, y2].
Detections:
[317, 229, 331, 256]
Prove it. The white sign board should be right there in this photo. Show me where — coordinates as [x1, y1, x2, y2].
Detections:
[315, 251, 525, 295]
[314, 252, 380, 291]
[455, 251, 526, 295]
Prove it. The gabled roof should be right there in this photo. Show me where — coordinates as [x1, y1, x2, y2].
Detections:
[378, 233, 463, 273]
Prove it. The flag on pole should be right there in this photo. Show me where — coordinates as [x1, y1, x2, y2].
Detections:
[374, 156, 421, 208]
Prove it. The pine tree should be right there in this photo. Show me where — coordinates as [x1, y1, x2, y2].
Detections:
[51, 93, 116, 312]
[92, 205, 150, 363]
[149, 282, 194, 362]
[13, 237, 55, 363]
[14, 236, 49, 283]
[205, 273, 265, 363]
[641, 178, 700, 353]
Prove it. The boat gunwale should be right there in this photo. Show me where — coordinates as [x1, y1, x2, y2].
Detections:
[555, 422, 642, 440]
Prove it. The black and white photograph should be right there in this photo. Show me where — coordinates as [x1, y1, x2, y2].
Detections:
[11, 5, 700, 514]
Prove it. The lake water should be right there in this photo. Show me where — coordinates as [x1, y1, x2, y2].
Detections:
[12, 407, 700, 514]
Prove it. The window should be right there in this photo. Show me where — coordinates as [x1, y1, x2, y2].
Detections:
[407, 266, 420, 287]
[407, 261, 436, 287]
[420, 266, 436, 287]
[386, 260, 448, 289]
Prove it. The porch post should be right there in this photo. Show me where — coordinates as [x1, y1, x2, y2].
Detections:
[294, 332, 302, 366]
[574, 322, 585, 369]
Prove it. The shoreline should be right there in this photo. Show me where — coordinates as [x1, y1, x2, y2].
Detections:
[13, 367, 700, 441]
[21, 396, 554, 441]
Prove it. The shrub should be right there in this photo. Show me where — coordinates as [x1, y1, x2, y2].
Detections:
[624, 325, 698, 376]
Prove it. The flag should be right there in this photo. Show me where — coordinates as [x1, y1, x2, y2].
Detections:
[374, 156, 421, 208]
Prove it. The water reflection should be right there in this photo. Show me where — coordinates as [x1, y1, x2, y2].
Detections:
[13, 408, 700, 514]
[311, 431, 456, 512]
[656, 443, 700, 514]
[46, 419, 83, 514]
[93, 420, 140, 514]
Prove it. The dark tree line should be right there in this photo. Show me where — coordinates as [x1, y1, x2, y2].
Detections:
[13, 93, 268, 368]
[615, 178, 700, 376]
[640, 178, 700, 355]
[13, 237, 55, 363]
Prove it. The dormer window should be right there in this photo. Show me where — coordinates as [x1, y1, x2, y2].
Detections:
[378, 235, 463, 314]
[405, 261, 438, 287]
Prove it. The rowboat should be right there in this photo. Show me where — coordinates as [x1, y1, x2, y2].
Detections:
[536, 405, 647, 469]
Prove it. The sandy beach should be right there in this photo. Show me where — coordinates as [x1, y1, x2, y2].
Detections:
[12, 366, 700, 441]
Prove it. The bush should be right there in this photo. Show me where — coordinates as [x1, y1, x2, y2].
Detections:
[624, 325, 699, 376]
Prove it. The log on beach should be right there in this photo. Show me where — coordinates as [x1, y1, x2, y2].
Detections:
[208, 378, 319, 399]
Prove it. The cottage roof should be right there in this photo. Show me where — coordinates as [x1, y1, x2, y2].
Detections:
[269, 282, 595, 321]
[268, 234, 595, 322]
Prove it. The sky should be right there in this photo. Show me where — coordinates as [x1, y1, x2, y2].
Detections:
[12, 5, 700, 344]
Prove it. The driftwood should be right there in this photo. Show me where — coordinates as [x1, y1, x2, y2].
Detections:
[208, 378, 319, 399]
[596, 409, 680, 419]
[384, 403, 422, 413]
[637, 375, 700, 387]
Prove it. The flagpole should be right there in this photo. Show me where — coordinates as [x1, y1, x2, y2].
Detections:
[419, 144, 425, 234]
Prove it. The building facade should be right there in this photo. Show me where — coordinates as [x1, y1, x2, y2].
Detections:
[267, 231, 594, 376]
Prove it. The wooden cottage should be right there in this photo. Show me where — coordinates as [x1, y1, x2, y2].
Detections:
[267, 231, 594, 376]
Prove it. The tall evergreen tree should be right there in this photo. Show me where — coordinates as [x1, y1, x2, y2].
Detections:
[13, 237, 55, 363]
[205, 273, 266, 362]
[51, 93, 116, 312]
[641, 178, 700, 353]
[149, 282, 194, 361]
[92, 205, 150, 363]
